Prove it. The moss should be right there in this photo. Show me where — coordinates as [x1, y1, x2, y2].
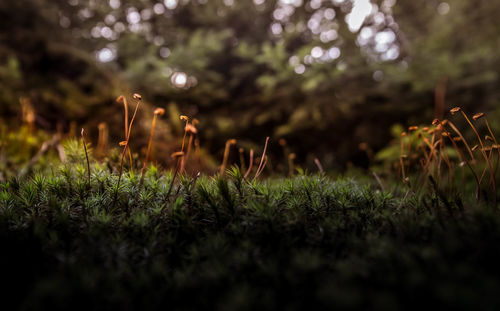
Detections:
[1, 164, 500, 310]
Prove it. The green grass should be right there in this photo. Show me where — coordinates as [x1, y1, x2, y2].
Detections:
[2, 161, 500, 310]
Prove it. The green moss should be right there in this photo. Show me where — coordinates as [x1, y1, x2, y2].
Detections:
[1, 163, 500, 310]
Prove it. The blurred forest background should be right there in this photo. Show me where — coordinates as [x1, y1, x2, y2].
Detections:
[1, 0, 500, 172]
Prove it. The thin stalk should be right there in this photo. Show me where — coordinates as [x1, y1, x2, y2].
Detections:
[254, 155, 268, 179]
[183, 119, 198, 174]
[407, 130, 415, 177]
[127, 147, 133, 169]
[447, 120, 475, 162]
[194, 138, 201, 174]
[314, 158, 325, 175]
[112, 97, 141, 208]
[484, 117, 500, 177]
[439, 136, 453, 194]
[139, 109, 164, 190]
[180, 119, 189, 152]
[443, 129, 481, 200]
[479, 147, 494, 185]
[119, 96, 129, 140]
[239, 148, 246, 173]
[166, 154, 183, 202]
[181, 134, 194, 174]
[243, 149, 254, 179]
[288, 153, 296, 177]
[253, 137, 270, 181]
[422, 131, 438, 175]
[436, 136, 443, 189]
[400, 132, 407, 182]
[420, 136, 434, 170]
[81, 128, 91, 187]
[417, 136, 429, 163]
[220, 139, 236, 175]
[179, 117, 191, 173]
[460, 110, 496, 202]
[117, 96, 133, 167]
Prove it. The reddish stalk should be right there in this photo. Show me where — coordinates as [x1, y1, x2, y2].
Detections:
[112, 94, 142, 208]
[243, 149, 254, 179]
[478, 113, 500, 183]
[441, 127, 481, 200]
[239, 148, 246, 173]
[166, 116, 191, 203]
[482, 116, 500, 157]
[253, 137, 270, 181]
[314, 158, 325, 175]
[254, 156, 268, 179]
[139, 108, 164, 190]
[181, 122, 198, 174]
[178, 115, 190, 173]
[288, 153, 296, 177]
[194, 138, 201, 174]
[97, 122, 109, 158]
[166, 152, 184, 202]
[418, 134, 430, 166]
[81, 128, 91, 186]
[400, 132, 407, 182]
[117, 96, 133, 167]
[220, 139, 237, 175]
[180, 116, 189, 152]
[455, 108, 496, 201]
[422, 125, 439, 176]
[447, 120, 475, 162]
[116, 96, 129, 141]
[407, 126, 419, 177]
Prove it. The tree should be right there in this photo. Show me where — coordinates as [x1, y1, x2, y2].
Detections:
[2, 0, 500, 169]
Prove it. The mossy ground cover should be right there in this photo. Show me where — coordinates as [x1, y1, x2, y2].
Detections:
[2, 163, 500, 310]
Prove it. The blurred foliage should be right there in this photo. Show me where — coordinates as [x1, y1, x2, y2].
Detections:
[1, 0, 500, 170]
[0, 125, 54, 179]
